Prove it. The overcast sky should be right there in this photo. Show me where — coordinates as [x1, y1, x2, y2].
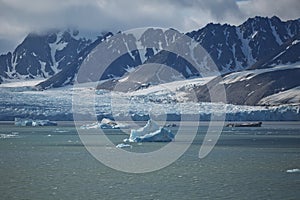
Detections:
[0, 0, 299, 54]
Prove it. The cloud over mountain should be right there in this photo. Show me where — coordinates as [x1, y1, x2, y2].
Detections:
[0, 0, 299, 54]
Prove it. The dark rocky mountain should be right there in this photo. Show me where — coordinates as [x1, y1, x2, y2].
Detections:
[0, 16, 299, 91]
[38, 28, 186, 89]
[96, 62, 187, 92]
[186, 16, 300, 71]
[187, 66, 300, 106]
[52, 16, 300, 89]
[185, 27, 300, 106]
[249, 33, 300, 69]
[0, 29, 92, 83]
[36, 32, 114, 89]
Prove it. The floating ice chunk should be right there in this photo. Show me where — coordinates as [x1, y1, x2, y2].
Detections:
[130, 120, 159, 140]
[79, 122, 100, 129]
[125, 120, 174, 142]
[0, 133, 19, 139]
[14, 118, 57, 126]
[14, 118, 32, 126]
[286, 169, 300, 173]
[116, 143, 132, 148]
[53, 130, 68, 133]
[100, 118, 128, 129]
[133, 128, 175, 142]
[80, 118, 129, 130]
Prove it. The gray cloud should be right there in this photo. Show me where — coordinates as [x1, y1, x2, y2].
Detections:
[237, 0, 300, 20]
[0, 0, 299, 54]
[172, 0, 244, 20]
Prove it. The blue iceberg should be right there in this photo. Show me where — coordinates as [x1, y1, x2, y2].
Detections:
[124, 120, 174, 142]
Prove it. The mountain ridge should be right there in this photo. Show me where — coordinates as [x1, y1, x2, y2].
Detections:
[0, 16, 299, 93]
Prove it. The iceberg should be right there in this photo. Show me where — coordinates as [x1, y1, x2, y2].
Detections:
[116, 143, 132, 148]
[79, 118, 128, 129]
[124, 120, 175, 142]
[0, 132, 19, 139]
[286, 169, 300, 173]
[79, 122, 100, 129]
[14, 118, 57, 126]
[99, 118, 121, 129]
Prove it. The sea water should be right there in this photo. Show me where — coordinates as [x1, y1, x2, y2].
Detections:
[0, 122, 299, 200]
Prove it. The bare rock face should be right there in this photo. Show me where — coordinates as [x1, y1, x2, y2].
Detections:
[1, 16, 299, 91]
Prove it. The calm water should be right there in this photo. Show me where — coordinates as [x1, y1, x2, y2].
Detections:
[0, 122, 299, 200]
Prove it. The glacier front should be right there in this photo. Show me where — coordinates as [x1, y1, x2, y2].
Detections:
[0, 79, 300, 121]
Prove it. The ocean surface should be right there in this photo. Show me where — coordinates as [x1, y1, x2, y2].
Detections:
[0, 122, 299, 200]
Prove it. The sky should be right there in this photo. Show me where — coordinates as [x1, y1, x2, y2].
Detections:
[0, 0, 299, 54]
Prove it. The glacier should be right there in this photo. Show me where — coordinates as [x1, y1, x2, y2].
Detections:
[0, 78, 299, 121]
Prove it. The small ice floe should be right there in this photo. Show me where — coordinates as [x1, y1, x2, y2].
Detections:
[286, 169, 300, 173]
[0, 133, 19, 139]
[100, 118, 128, 129]
[79, 122, 99, 129]
[47, 134, 52, 137]
[123, 120, 174, 143]
[79, 118, 128, 130]
[116, 143, 132, 148]
[53, 129, 68, 133]
[14, 118, 57, 126]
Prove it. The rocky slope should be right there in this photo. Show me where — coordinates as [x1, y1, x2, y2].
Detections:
[0, 29, 92, 83]
[1, 16, 299, 89]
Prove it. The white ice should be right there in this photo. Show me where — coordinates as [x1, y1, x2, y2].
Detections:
[124, 120, 174, 142]
[286, 169, 300, 173]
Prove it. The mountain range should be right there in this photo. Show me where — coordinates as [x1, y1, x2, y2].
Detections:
[0, 16, 299, 106]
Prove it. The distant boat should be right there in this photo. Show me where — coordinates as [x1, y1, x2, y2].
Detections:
[226, 122, 262, 127]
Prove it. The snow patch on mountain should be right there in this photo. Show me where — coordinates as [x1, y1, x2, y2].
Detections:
[221, 63, 300, 84]
[0, 78, 46, 88]
[259, 86, 300, 105]
[0, 29, 93, 84]
[270, 21, 283, 45]
[236, 28, 256, 66]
